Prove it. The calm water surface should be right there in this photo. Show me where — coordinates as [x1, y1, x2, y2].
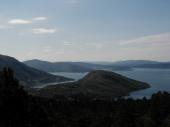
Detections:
[52, 69, 170, 99]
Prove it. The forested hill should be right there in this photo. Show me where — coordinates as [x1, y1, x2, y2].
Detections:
[24, 59, 93, 72]
[0, 55, 72, 87]
[0, 68, 170, 127]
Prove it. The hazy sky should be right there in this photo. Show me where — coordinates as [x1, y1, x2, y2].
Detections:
[0, 0, 170, 62]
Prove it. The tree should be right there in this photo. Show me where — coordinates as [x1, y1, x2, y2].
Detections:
[0, 67, 28, 127]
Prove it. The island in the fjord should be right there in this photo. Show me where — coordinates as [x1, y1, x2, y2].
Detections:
[36, 70, 150, 99]
[0, 54, 72, 87]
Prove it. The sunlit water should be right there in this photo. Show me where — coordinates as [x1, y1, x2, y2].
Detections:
[52, 69, 170, 99]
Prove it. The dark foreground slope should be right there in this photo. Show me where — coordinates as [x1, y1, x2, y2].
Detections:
[36, 70, 150, 99]
[0, 68, 170, 127]
[0, 55, 72, 87]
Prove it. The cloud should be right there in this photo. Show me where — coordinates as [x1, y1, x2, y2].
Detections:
[8, 16, 47, 25]
[112, 32, 170, 61]
[32, 17, 47, 21]
[8, 19, 32, 25]
[119, 32, 170, 46]
[32, 28, 57, 34]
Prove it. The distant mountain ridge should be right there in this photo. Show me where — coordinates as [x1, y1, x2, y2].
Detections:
[35, 70, 150, 99]
[24, 59, 170, 73]
[111, 60, 170, 69]
[112, 60, 159, 66]
[0, 55, 72, 87]
[23, 59, 92, 72]
[23, 59, 132, 73]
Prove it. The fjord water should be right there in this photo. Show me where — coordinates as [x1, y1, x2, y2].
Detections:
[52, 69, 170, 99]
[51, 72, 88, 81]
[117, 68, 170, 99]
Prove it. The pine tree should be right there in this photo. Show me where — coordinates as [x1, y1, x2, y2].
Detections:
[0, 67, 28, 127]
